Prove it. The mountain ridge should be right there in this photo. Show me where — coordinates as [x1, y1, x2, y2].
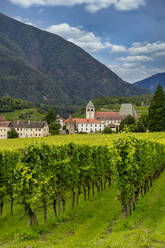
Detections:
[134, 73, 165, 93]
[0, 12, 150, 108]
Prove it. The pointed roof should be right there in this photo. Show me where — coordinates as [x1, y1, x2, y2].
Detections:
[86, 100, 94, 108]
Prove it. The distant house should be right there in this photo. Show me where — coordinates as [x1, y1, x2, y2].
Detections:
[56, 114, 65, 131]
[65, 100, 137, 133]
[65, 115, 75, 134]
[0, 116, 10, 139]
[0, 116, 49, 139]
[10, 120, 49, 138]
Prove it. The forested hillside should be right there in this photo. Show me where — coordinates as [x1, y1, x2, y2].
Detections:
[0, 12, 149, 109]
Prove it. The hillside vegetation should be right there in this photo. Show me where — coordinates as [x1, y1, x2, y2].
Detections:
[73, 94, 152, 117]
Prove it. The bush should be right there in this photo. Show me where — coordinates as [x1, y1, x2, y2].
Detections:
[8, 129, 19, 138]
[103, 126, 113, 134]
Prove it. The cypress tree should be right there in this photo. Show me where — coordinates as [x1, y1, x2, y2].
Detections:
[148, 83, 165, 131]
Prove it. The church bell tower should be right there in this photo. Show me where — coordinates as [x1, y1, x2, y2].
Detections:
[86, 100, 95, 119]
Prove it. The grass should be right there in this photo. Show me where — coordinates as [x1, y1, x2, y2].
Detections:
[1, 170, 165, 248]
[1, 132, 165, 151]
[0, 108, 44, 121]
[0, 134, 114, 151]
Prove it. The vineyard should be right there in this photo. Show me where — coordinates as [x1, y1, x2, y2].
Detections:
[0, 133, 165, 247]
[1, 132, 165, 151]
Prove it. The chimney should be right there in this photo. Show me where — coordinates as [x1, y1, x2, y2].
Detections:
[16, 120, 19, 125]
[28, 120, 30, 125]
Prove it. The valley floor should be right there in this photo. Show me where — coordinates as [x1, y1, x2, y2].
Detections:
[1, 169, 165, 248]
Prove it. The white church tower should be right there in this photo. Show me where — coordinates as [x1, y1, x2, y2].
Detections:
[86, 100, 95, 119]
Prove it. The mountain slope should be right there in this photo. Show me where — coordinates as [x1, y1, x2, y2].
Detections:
[134, 73, 165, 93]
[0, 12, 149, 107]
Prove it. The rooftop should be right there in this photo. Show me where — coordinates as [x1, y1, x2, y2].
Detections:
[9, 121, 47, 128]
[86, 100, 94, 108]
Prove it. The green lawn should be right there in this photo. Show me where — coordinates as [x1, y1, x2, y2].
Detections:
[1, 170, 165, 248]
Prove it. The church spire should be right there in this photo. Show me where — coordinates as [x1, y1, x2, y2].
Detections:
[86, 100, 95, 119]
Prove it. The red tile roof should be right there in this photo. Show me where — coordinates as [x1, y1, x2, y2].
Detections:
[0, 121, 10, 127]
[95, 112, 119, 118]
[0, 116, 7, 122]
[65, 118, 102, 124]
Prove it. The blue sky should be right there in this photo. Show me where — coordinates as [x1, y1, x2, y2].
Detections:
[0, 0, 165, 83]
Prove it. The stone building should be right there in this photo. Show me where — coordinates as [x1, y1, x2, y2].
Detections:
[10, 120, 49, 138]
[119, 103, 137, 117]
[65, 115, 75, 134]
[0, 116, 11, 139]
[0, 116, 49, 139]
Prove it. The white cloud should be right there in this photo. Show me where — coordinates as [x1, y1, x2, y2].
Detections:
[109, 44, 127, 53]
[46, 23, 111, 52]
[154, 51, 165, 57]
[14, 16, 36, 26]
[115, 0, 145, 11]
[117, 55, 153, 62]
[46, 23, 130, 53]
[9, 0, 146, 12]
[128, 41, 165, 55]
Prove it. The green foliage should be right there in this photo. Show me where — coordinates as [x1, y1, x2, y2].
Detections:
[0, 133, 165, 228]
[111, 133, 165, 217]
[103, 126, 113, 134]
[0, 96, 32, 112]
[119, 115, 136, 132]
[148, 84, 165, 131]
[92, 94, 152, 111]
[49, 122, 61, 135]
[7, 129, 18, 138]
[135, 113, 148, 132]
[1, 108, 45, 121]
[43, 108, 57, 124]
